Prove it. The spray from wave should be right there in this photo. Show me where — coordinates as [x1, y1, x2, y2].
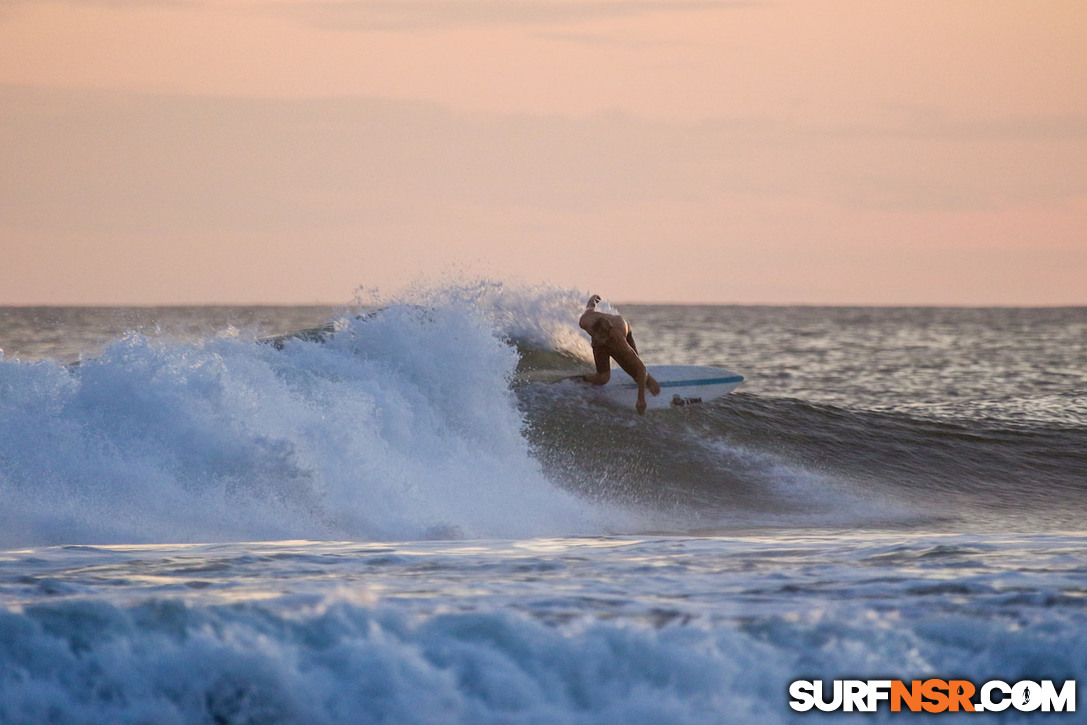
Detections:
[0, 296, 618, 548]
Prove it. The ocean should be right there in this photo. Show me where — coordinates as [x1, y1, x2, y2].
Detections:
[1, 285, 1085, 723]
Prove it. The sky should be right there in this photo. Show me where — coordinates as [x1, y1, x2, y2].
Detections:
[1, 0, 1085, 305]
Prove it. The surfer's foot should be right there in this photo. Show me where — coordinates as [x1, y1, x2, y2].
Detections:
[636, 399, 647, 415]
[647, 375, 661, 396]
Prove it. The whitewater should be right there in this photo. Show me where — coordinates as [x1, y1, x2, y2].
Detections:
[1, 285, 1085, 723]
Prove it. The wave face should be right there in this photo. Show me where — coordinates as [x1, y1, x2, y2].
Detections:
[0, 300, 611, 548]
[521, 387, 1087, 533]
[2, 288, 1085, 547]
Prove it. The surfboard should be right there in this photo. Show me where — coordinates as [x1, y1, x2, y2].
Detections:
[594, 365, 744, 410]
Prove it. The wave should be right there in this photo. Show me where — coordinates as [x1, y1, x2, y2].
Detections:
[0, 299, 615, 548]
[517, 376, 1087, 533]
[4, 535, 1085, 725]
[0, 595, 770, 725]
[3, 283, 1085, 547]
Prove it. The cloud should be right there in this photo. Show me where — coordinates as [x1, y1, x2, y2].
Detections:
[267, 0, 752, 32]
[0, 0, 196, 7]
[0, 88, 681, 237]
[3, 86, 1085, 244]
[3, 86, 1085, 305]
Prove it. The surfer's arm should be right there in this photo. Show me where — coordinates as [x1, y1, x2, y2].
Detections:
[625, 329, 638, 354]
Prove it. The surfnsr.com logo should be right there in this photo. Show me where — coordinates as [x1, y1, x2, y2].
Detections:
[789, 679, 1076, 713]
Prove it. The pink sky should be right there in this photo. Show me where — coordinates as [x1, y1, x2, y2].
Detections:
[2, 0, 1085, 305]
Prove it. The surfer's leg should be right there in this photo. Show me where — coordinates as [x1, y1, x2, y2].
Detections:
[612, 346, 650, 413]
[617, 337, 659, 397]
[646, 373, 660, 396]
[582, 344, 612, 385]
[613, 347, 645, 383]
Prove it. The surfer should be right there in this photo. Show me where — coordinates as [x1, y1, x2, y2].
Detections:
[579, 294, 661, 414]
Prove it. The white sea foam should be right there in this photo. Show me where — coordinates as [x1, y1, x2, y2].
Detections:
[0, 300, 613, 547]
[366, 279, 601, 358]
[0, 596, 785, 725]
[2, 535, 1084, 724]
